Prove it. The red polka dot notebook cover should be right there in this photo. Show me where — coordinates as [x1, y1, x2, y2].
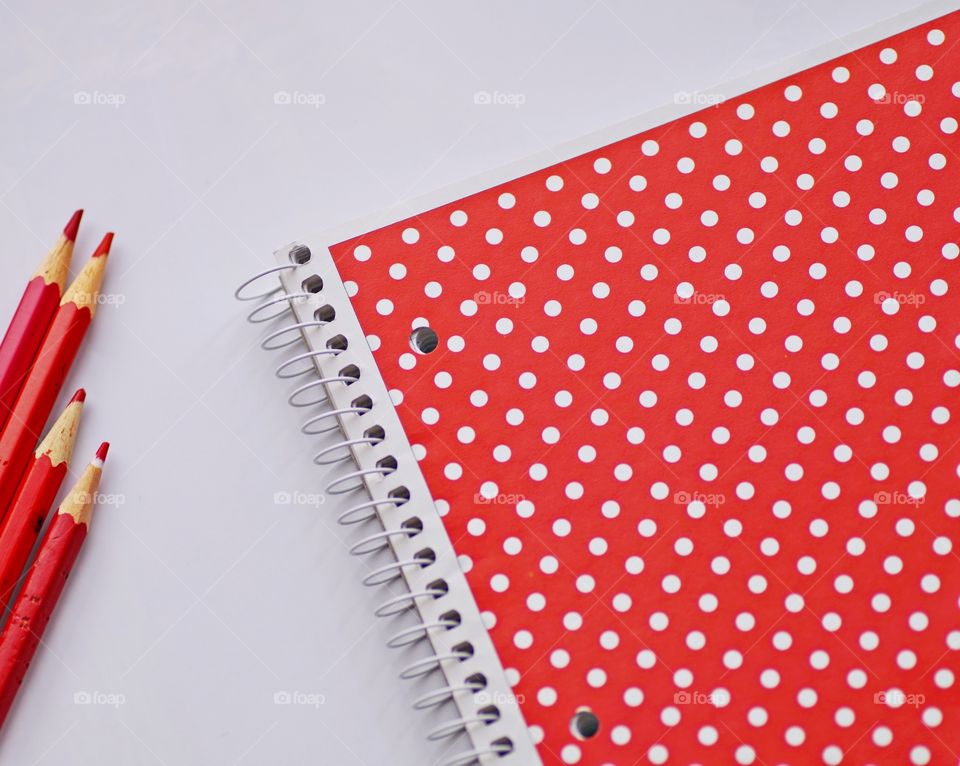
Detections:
[242, 6, 960, 766]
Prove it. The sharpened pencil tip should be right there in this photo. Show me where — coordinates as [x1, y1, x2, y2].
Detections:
[96, 442, 109, 461]
[69, 388, 86, 404]
[63, 209, 83, 242]
[92, 232, 114, 258]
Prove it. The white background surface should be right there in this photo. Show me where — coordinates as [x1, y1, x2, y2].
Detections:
[0, 1, 933, 763]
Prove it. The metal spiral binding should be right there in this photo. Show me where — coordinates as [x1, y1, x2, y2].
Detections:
[236, 245, 539, 766]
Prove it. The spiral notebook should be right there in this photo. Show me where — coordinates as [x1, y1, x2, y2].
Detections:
[238, 4, 960, 764]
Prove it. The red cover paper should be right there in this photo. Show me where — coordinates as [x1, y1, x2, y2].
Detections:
[330, 12, 960, 765]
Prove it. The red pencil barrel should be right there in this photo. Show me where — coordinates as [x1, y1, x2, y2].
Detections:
[0, 513, 86, 727]
[0, 305, 91, 516]
[0, 454, 68, 610]
[0, 279, 61, 433]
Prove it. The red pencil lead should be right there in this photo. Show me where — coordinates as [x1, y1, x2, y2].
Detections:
[95, 442, 109, 462]
[69, 388, 86, 404]
[62, 210, 83, 243]
[92, 232, 113, 258]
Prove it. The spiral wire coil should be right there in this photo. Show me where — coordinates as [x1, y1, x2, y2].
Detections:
[236, 251, 518, 766]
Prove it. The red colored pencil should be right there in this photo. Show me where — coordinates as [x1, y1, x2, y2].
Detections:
[0, 390, 84, 612]
[0, 443, 106, 729]
[0, 211, 82, 432]
[0, 233, 111, 520]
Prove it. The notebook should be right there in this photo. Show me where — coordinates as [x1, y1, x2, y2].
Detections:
[237, 4, 960, 764]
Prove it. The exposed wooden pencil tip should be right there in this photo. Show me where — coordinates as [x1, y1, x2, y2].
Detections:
[63, 209, 83, 242]
[62, 235, 110, 312]
[36, 392, 85, 465]
[92, 232, 114, 258]
[59, 454, 104, 524]
[96, 442, 109, 462]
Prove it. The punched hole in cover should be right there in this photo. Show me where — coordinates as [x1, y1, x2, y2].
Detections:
[339, 364, 360, 384]
[451, 641, 475, 659]
[289, 244, 311, 264]
[376, 455, 398, 472]
[491, 737, 513, 757]
[314, 305, 336, 323]
[401, 517, 423, 534]
[465, 672, 487, 690]
[388, 485, 410, 504]
[326, 334, 348, 352]
[413, 548, 436, 567]
[439, 610, 462, 629]
[409, 326, 439, 354]
[351, 394, 373, 412]
[477, 705, 501, 723]
[570, 708, 600, 740]
[363, 424, 384, 442]
[301, 275, 323, 293]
